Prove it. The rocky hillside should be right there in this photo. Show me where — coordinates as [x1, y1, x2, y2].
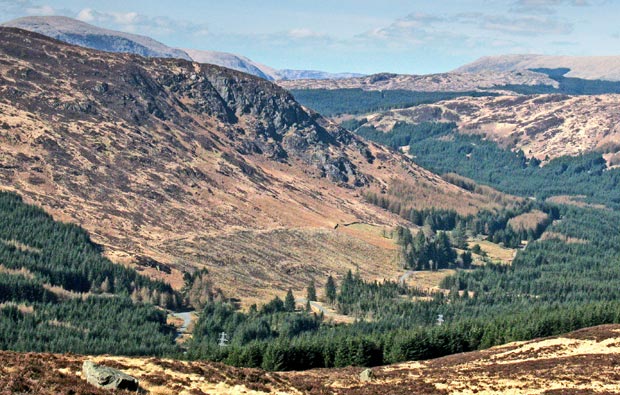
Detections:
[3, 324, 620, 394]
[358, 94, 620, 163]
[278, 70, 557, 92]
[0, 27, 502, 303]
[456, 54, 620, 81]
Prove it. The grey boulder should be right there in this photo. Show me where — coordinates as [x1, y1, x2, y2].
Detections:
[82, 360, 139, 391]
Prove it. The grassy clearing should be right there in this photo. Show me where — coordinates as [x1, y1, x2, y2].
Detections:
[469, 239, 517, 265]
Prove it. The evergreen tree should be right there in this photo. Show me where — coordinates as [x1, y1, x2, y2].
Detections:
[306, 281, 317, 302]
[325, 276, 337, 304]
[285, 289, 296, 312]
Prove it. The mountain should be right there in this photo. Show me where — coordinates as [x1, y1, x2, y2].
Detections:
[2, 16, 362, 82]
[2, 16, 192, 60]
[0, 27, 500, 304]
[456, 54, 620, 81]
[184, 48, 278, 81]
[355, 94, 620, 163]
[278, 70, 558, 91]
[3, 324, 620, 394]
[275, 69, 365, 81]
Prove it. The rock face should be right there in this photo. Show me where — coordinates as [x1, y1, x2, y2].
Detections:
[82, 361, 139, 391]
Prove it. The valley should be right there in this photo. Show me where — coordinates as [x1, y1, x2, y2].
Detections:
[0, 6, 620, 394]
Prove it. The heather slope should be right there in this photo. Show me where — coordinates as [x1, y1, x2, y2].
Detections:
[0, 27, 498, 302]
[3, 324, 620, 394]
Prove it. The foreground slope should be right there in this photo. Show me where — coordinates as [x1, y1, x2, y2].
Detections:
[356, 94, 620, 163]
[456, 54, 620, 81]
[0, 27, 499, 302]
[3, 324, 620, 394]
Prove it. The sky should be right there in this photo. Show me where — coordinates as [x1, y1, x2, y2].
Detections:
[1, 0, 619, 74]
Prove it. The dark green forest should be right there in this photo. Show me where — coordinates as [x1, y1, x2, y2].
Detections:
[488, 68, 620, 96]
[0, 192, 179, 356]
[290, 69, 620, 118]
[3, 116, 620, 371]
[188, 207, 620, 371]
[357, 122, 620, 209]
[289, 89, 497, 116]
[186, 118, 620, 371]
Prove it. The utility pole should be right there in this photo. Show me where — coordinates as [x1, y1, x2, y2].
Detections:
[218, 332, 229, 347]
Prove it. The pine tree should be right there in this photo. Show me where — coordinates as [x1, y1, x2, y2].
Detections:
[325, 276, 337, 304]
[284, 289, 296, 312]
[306, 280, 317, 302]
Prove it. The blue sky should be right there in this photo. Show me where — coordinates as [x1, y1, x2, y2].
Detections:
[1, 0, 619, 74]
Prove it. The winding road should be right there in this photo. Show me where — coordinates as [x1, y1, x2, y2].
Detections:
[171, 311, 194, 339]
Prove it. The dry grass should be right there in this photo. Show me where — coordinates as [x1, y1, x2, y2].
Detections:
[0, 239, 41, 254]
[547, 195, 608, 210]
[540, 231, 588, 245]
[401, 269, 456, 293]
[508, 210, 548, 232]
[469, 240, 517, 264]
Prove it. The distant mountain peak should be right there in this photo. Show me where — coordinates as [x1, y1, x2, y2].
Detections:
[2, 16, 362, 81]
[2, 15, 192, 60]
[456, 54, 620, 81]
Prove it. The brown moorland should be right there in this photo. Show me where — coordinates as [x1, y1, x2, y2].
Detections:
[357, 94, 620, 163]
[3, 325, 620, 394]
[0, 28, 505, 303]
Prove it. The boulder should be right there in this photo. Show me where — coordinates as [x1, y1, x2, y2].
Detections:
[82, 360, 139, 391]
[359, 368, 374, 382]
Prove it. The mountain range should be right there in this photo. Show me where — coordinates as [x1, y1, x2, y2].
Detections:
[279, 70, 558, 92]
[456, 54, 620, 81]
[1, 16, 363, 81]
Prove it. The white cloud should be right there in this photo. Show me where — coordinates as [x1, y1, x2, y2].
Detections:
[25, 4, 55, 15]
[73, 7, 208, 37]
[287, 28, 326, 39]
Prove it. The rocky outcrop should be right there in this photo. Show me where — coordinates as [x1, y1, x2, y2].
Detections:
[82, 360, 139, 391]
[359, 368, 374, 382]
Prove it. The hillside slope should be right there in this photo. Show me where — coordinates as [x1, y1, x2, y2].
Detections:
[456, 54, 620, 81]
[0, 27, 501, 303]
[278, 71, 557, 92]
[3, 324, 620, 394]
[184, 48, 278, 81]
[357, 94, 620, 163]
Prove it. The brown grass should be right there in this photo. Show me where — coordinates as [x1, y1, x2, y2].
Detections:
[469, 240, 517, 264]
[4, 324, 620, 394]
[508, 210, 548, 232]
[547, 195, 608, 210]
